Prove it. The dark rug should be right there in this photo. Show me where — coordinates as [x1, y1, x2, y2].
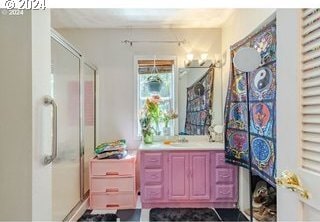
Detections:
[215, 208, 249, 222]
[78, 210, 117, 222]
[149, 208, 221, 221]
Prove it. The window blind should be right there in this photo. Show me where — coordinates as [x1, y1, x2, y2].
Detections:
[301, 9, 320, 174]
[138, 60, 174, 74]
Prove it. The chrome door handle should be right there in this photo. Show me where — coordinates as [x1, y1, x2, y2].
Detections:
[43, 96, 58, 165]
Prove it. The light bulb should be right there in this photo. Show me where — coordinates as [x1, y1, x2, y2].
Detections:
[200, 53, 208, 61]
[186, 53, 194, 61]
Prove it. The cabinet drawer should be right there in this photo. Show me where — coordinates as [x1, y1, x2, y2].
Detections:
[91, 160, 134, 176]
[144, 169, 163, 184]
[90, 192, 135, 209]
[91, 177, 134, 193]
[215, 152, 233, 168]
[214, 185, 236, 201]
[215, 168, 235, 184]
[143, 185, 164, 202]
[143, 152, 163, 168]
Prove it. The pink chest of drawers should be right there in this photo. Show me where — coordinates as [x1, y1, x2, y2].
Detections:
[89, 154, 137, 209]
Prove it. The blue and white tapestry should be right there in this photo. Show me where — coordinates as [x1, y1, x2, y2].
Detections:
[185, 68, 214, 135]
[224, 19, 277, 186]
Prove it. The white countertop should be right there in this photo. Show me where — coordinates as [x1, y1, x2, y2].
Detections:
[139, 141, 224, 151]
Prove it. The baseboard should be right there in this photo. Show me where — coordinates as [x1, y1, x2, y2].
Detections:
[66, 197, 89, 221]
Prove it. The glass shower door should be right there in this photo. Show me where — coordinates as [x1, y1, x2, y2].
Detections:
[51, 37, 81, 221]
[83, 63, 96, 195]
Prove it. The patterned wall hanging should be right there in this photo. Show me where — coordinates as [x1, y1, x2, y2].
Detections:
[224, 18, 277, 186]
[185, 67, 214, 135]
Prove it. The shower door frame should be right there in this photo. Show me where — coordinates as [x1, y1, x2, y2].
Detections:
[51, 29, 97, 221]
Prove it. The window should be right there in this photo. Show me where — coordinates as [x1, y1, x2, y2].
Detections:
[135, 56, 176, 138]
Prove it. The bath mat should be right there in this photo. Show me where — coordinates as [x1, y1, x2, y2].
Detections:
[149, 208, 221, 221]
[78, 211, 117, 221]
[215, 208, 248, 221]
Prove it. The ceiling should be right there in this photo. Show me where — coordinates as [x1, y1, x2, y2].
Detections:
[51, 9, 234, 29]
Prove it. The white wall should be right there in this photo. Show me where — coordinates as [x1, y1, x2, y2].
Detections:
[220, 8, 276, 212]
[31, 10, 52, 221]
[0, 10, 52, 220]
[0, 11, 33, 221]
[57, 28, 221, 148]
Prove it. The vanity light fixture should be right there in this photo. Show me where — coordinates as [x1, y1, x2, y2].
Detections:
[184, 52, 226, 68]
[184, 53, 194, 66]
[184, 52, 210, 67]
[199, 53, 208, 66]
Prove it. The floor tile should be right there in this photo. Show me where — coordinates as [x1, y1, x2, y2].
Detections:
[91, 209, 117, 214]
[116, 209, 141, 222]
[140, 209, 150, 222]
[215, 208, 249, 222]
[136, 196, 142, 209]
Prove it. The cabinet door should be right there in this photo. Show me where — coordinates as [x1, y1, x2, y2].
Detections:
[168, 152, 189, 200]
[189, 152, 210, 200]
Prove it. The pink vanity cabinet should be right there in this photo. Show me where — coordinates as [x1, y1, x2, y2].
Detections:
[89, 154, 137, 209]
[140, 150, 238, 208]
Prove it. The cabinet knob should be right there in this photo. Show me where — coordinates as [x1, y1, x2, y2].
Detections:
[106, 204, 119, 208]
[106, 188, 119, 193]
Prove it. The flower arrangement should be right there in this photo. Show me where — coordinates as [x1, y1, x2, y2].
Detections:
[140, 95, 161, 143]
[162, 110, 178, 128]
[140, 94, 178, 142]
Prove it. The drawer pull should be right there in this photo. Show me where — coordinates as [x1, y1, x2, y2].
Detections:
[106, 204, 119, 208]
[219, 190, 231, 195]
[106, 172, 119, 176]
[106, 188, 119, 192]
[148, 159, 158, 162]
[220, 174, 230, 178]
[151, 174, 159, 179]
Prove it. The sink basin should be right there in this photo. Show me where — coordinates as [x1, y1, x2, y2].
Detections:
[139, 141, 224, 150]
[169, 142, 191, 147]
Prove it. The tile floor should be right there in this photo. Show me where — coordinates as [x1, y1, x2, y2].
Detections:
[82, 197, 249, 221]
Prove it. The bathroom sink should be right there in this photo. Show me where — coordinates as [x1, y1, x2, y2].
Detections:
[139, 141, 224, 150]
[169, 142, 191, 148]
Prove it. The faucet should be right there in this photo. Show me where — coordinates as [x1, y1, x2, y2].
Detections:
[178, 136, 188, 143]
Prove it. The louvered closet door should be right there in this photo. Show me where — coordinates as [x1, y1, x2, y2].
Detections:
[300, 8, 320, 220]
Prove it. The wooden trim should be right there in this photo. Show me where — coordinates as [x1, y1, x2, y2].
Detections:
[138, 59, 174, 67]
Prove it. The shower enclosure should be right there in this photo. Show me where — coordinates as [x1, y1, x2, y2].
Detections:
[50, 30, 96, 221]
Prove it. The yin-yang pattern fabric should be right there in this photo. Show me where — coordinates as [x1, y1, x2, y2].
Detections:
[224, 19, 276, 186]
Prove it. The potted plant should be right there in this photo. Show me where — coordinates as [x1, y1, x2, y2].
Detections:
[147, 75, 163, 93]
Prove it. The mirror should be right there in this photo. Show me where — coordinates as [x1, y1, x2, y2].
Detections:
[233, 47, 261, 72]
[136, 56, 223, 136]
[178, 66, 220, 135]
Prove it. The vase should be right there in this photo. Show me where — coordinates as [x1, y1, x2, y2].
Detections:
[143, 133, 153, 144]
[163, 126, 171, 136]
